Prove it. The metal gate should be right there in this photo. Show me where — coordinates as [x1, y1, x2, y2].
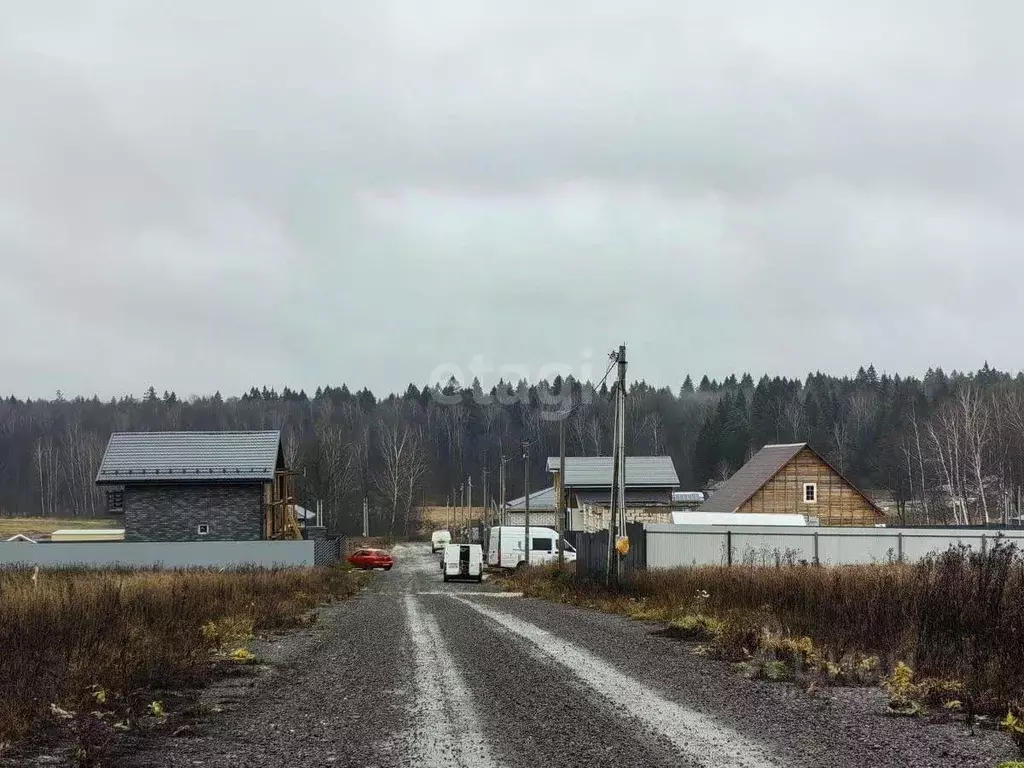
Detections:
[573, 523, 646, 584]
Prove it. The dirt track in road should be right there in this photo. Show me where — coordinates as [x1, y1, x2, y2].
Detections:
[114, 544, 1015, 768]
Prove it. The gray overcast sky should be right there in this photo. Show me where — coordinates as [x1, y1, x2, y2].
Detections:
[3, 1, 1023, 399]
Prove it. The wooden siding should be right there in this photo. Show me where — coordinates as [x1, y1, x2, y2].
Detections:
[737, 448, 879, 526]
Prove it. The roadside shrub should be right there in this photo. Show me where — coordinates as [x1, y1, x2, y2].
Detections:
[506, 539, 1024, 716]
[664, 614, 723, 642]
[0, 565, 362, 744]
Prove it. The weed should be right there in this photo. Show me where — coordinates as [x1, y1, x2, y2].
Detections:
[508, 543, 1024, 717]
[0, 565, 361, 744]
[664, 614, 723, 642]
[1002, 709, 1024, 754]
[230, 648, 257, 663]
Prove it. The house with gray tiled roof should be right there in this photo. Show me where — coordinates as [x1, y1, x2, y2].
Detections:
[542, 455, 681, 532]
[95, 431, 290, 542]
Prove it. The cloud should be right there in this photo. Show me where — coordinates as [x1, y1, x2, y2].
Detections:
[2, 1, 1023, 397]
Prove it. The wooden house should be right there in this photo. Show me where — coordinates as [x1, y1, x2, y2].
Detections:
[697, 443, 884, 526]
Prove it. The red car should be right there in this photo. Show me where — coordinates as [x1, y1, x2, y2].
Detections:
[348, 548, 394, 571]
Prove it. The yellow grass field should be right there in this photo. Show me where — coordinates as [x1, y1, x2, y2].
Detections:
[417, 505, 488, 531]
[0, 517, 119, 538]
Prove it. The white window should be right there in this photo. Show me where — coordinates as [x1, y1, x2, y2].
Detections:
[197, 523, 210, 536]
[803, 483, 817, 504]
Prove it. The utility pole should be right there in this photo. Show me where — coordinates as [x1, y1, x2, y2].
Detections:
[499, 456, 507, 528]
[459, 483, 464, 538]
[558, 415, 566, 568]
[608, 344, 627, 589]
[362, 496, 369, 538]
[467, 474, 473, 537]
[482, 468, 490, 526]
[523, 440, 531, 566]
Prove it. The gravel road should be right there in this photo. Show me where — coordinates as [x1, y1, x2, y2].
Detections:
[119, 544, 1015, 768]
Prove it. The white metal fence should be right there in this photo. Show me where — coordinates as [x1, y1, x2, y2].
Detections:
[644, 525, 1024, 568]
[0, 540, 317, 569]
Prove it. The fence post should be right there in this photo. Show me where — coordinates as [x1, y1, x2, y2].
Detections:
[897, 532, 903, 564]
[813, 531, 819, 565]
[726, 530, 733, 566]
[981, 533, 987, 556]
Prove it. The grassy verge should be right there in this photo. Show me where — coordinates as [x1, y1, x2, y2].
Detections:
[0, 565, 364, 756]
[0, 518, 119, 537]
[505, 541, 1024, 726]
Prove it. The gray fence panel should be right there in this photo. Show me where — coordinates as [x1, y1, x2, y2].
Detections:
[0, 541, 316, 569]
[313, 538, 343, 566]
[647, 529, 727, 568]
[573, 525, 644, 583]
[643, 525, 1024, 569]
[816, 532, 901, 565]
[731, 531, 815, 565]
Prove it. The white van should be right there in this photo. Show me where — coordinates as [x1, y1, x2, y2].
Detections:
[442, 543, 484, 582]
[430, 529, 452, 553]
[487, 526, 577, 569]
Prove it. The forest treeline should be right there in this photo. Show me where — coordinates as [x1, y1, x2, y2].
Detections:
[3, 363, 1023, 534]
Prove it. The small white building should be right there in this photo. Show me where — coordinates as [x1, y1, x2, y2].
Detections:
[50, 529, 125, 542]
[671, 512, 810, 527]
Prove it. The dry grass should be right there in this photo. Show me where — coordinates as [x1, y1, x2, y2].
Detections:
[0, 518, 119, 537]
[508, 541, 1024, 718]
[416, 506, 486, 532]
[0, 565, 363, 748]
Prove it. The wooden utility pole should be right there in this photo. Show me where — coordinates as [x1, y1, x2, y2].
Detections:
[608, 344, 627, 589]
[499, 456, 507, 526]
[467, 475, 473, 534]
[523, 441, 531, 566]
[558, 416, 566, 568]
[482, 467, 490, 526]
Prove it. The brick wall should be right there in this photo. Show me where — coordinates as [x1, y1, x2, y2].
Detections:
[124, 483, 264, 542]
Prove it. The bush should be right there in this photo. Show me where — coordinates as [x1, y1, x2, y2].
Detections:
[664, 614, 723, 642]
[0, 566, 362, 744]
[506, 540, 1024, 716]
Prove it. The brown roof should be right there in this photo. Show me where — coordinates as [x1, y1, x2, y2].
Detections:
[699, 443, 884, 517]
[698, 444, 808, 513]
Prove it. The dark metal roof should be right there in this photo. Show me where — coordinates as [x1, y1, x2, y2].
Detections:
[575, 489, 673, 507]
[95, 431, 283, 484]
[698, 443, 806, 513]
[545, 456, 679, 488]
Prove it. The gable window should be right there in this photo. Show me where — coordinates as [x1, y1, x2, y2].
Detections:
[803, 483, 817, 504]
[197, 523, 210, 536]
[106, 490, 124, 514]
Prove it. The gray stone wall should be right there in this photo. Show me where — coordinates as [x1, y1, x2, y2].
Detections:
[124, 483, 264, 542]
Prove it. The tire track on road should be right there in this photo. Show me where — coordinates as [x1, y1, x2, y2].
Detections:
[404, 595, 501, 768]
[454, 595, 780, 768]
